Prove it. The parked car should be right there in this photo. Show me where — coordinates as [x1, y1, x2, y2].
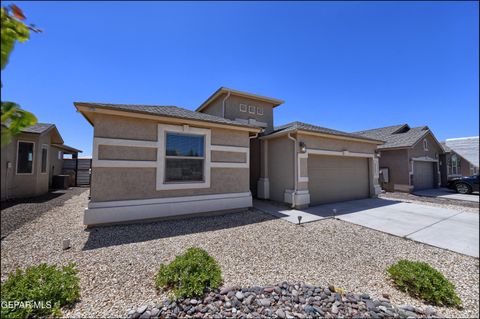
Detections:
[447, 175, 479, 194]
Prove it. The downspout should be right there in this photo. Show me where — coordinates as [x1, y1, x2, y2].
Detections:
[222, 90, 231, 118]
[287, 133, 297, 208]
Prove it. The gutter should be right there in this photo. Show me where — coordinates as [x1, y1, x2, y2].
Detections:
[222, 90, 231, 118]
[287, 133, 297, 208]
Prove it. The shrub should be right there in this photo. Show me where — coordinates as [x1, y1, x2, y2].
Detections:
[387, 260, 461, 307]
[1, 263, 81, 318]
[155, 247, 222, 298]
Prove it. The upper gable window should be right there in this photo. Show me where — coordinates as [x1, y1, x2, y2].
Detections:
[239, 104, 247, 112]
[423, 139, 428, 151]
[248, 105, 255, 114]
[257, 106, 264, 115]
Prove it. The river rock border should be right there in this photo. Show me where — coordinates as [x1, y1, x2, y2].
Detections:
[126, 282, 441, 318]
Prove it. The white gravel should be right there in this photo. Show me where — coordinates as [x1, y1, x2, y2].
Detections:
[1, 189, 478, 318]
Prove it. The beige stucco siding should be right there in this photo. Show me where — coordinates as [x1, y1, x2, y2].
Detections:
[378, 149, 410, 191]
[1, 132, 51, 200]
[90, 113, 252, 202]
[211, 151, 246, 163]
[98, 145, 157, 161]
[91, 167, 249, 201]
[408, 132, 442, 159]
[49, 146, 65, 176]
[201, 93, 275, 132]
[268, 136, 294, 202]
[94, 114, 158, 141]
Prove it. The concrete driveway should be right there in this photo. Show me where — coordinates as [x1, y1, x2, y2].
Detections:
[254, 198, 479, 257]
[413, 188, 479, 203]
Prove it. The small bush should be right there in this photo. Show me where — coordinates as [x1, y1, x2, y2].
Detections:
[155, 247, 222, 298]
[1, 263, 81, 318]
[387, 260, 461, 307]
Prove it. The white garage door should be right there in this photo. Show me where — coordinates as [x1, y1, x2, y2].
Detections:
[308, 155, 370, 205]
[413, 161, 435, 190]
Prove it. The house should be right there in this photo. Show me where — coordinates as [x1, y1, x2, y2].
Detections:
[439, 137, 479, 186]
[354, 124, 444, 193]
[75, 87, 383, 226]
[1, 123, 82, 200]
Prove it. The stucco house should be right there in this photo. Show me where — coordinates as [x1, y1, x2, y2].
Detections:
[439, 137, 479, 186]
[1, 123, 82, 200]
[354, 124, 444, 193]
[76, 87, 383, 226]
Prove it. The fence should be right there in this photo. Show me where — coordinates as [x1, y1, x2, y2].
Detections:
[63, 158, 92, 186]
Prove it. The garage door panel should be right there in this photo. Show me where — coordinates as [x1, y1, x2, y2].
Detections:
[413, 161, 434, 190]
[308, 155, 369, 205]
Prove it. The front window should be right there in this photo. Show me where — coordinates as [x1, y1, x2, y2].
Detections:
[165, 133, 205, 182]
[17, 141, 34, 174]
[449, 154, 459, 175]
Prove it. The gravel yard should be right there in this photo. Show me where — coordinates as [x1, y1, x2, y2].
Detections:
[379, 191, 479, 213]
[1, 189, 478, 318]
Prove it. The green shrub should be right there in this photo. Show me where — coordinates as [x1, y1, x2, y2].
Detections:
[1, 263, 80, 318]
[155, 247, 222, 298]
[387, 260, 461, 307]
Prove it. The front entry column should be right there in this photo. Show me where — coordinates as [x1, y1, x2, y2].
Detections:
[257, 140, 270, 199]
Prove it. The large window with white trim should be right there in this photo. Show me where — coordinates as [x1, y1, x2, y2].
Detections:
[449, 154, 459, 175]
[17, 141, 34, 174]
[165, 133, 205, 182]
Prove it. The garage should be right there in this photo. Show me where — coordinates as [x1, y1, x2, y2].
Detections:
[308, 155, 370, 205]
[413, 161, 435, 190]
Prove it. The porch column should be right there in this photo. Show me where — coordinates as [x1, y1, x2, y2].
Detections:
[257, 139, 270, 199]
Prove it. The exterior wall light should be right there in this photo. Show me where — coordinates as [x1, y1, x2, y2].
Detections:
[299, 141, 307, 153]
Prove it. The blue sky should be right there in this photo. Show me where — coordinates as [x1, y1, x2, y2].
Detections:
[2, 1, 478, 156]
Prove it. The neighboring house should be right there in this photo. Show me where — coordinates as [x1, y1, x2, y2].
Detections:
[439, 137, 479, 186]
[75, 87, 383, 226]
[354, 124, 444, 193]
[1, 123, 82, 200]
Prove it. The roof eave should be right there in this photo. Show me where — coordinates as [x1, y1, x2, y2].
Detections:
[74, 103, 262, 133]
[260, 128, 384, 145]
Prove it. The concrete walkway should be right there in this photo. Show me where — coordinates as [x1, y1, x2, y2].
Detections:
[413, 188, 479, 203]
[254, 198, 479, 257]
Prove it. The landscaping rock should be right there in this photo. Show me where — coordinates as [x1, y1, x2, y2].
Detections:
[124, 282, 438, 319]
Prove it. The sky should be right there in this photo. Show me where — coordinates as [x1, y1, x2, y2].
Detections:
[2, 1, 478, 157]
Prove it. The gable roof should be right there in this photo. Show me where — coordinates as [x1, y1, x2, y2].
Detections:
[21, 123, 55, 134]
[74, 102, 260, 130]
[445, 137, 479, 167]
[263, 121, 383, 144]
[196, 87, 284, 112]
[440, 141, 451, 153]
[353, 124, 433, 149]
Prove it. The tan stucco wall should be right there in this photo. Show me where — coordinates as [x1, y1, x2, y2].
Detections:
[408, 133, 442, 159]
[378, 149, 410, 191]
[1, 132, 51, 200]
[211, 151, 246, 163]
[201, 93, 276, 132]
[268, 136, 294, 202]
[91, 167, 249, 201]
[98, 145, 157, 161]
[49, 146, 64, 176]
[90, 113, 252, 202]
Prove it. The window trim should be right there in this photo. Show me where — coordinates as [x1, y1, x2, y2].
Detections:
[157, 124, 211, 190]
[164, 132, 206, 184]
[239, 104, 247, 112]
[40, 144, 49, 174]
[16, 140, 35, 175]
[423, 139, 428, 151]
[257, 106, 264, 115]
[248, 105, 255, 114]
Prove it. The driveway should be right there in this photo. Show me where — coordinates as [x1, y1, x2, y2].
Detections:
[254, 198, 479, 257]
[413, 188, 479, 203]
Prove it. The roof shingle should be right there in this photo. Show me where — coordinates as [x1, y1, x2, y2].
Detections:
[270, 121, 382, 143]
[353, 124, 430, 149]
[21, 123, 54, 134]
[74, 102, 260, 129]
